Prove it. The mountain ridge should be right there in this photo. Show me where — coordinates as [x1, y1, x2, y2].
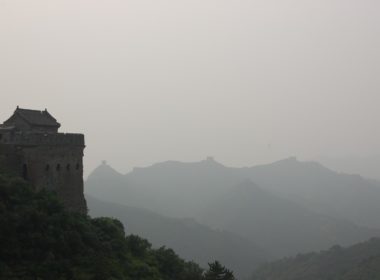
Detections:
[86, 157, 380, 228]
[86, 158, 380, 261]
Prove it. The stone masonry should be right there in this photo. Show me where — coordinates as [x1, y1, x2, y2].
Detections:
[0, 107, 87, 214]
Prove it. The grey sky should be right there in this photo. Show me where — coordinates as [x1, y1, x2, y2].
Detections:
[1, 0, 379, 176]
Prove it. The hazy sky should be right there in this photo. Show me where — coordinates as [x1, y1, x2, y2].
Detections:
[1, 0, 379, 176]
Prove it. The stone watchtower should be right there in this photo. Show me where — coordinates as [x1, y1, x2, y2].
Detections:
[0, 107, 87, 214]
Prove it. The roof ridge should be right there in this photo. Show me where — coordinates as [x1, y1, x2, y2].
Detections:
[10, 107, 61, 127]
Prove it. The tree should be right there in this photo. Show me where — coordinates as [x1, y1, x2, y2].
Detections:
[0, 172, 205, 280]
[204, 261, 235, 280]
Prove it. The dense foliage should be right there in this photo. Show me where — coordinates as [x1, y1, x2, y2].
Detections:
[204, 261, 235, 280]
[0, 174, 206, 280]
[251, 238, 380, 280]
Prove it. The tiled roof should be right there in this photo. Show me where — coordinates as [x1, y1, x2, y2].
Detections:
[14, 108, 60, 127]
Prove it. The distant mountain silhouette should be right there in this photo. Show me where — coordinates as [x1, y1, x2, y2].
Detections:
[86, 194, 267, 279]
[87, 158, 380, 228]
[199, 180, 380, 257]
[243, 157, 380, 228]
[318, 155, 380, 181]
[86, 159, 240, 218]
[86, 158, 380, 259]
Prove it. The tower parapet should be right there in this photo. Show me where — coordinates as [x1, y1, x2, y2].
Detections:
[0, 132, 84, 146]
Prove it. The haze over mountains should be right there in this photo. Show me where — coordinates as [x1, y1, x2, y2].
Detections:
[86, 157, 380, 228]
[85, 157, 380, 277]
[87, 195, 267, 279]
[318, 155, 380, 182]
[2, 0, 380, 279]
[198, 179, 379, 257]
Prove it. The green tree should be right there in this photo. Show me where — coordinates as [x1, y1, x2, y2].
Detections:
[204, 261, 235, 280]
[183, 261, 204, 280]
[0, 172, 205, 280]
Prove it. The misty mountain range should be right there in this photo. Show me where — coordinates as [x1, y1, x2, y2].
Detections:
[198, 179, 379, 257]
[86, 195, 267, 279]
[85, 157, 380, 278]
[318, 155, 380, 182]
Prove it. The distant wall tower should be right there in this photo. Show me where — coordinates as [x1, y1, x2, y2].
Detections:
[0, 107, 87, 214]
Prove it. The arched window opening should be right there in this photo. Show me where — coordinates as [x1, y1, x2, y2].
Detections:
[45, 164, 50, 172]
[56, 164, 61, 172]
[66, 164, 70, 171]
[22, 164, 28, 180]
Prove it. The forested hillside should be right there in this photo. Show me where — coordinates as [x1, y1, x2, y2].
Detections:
[251, 238, 380, 280]
[0, 174, 206, 280]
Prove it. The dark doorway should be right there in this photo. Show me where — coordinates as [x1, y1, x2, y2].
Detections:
[22, 164, 28, 180]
